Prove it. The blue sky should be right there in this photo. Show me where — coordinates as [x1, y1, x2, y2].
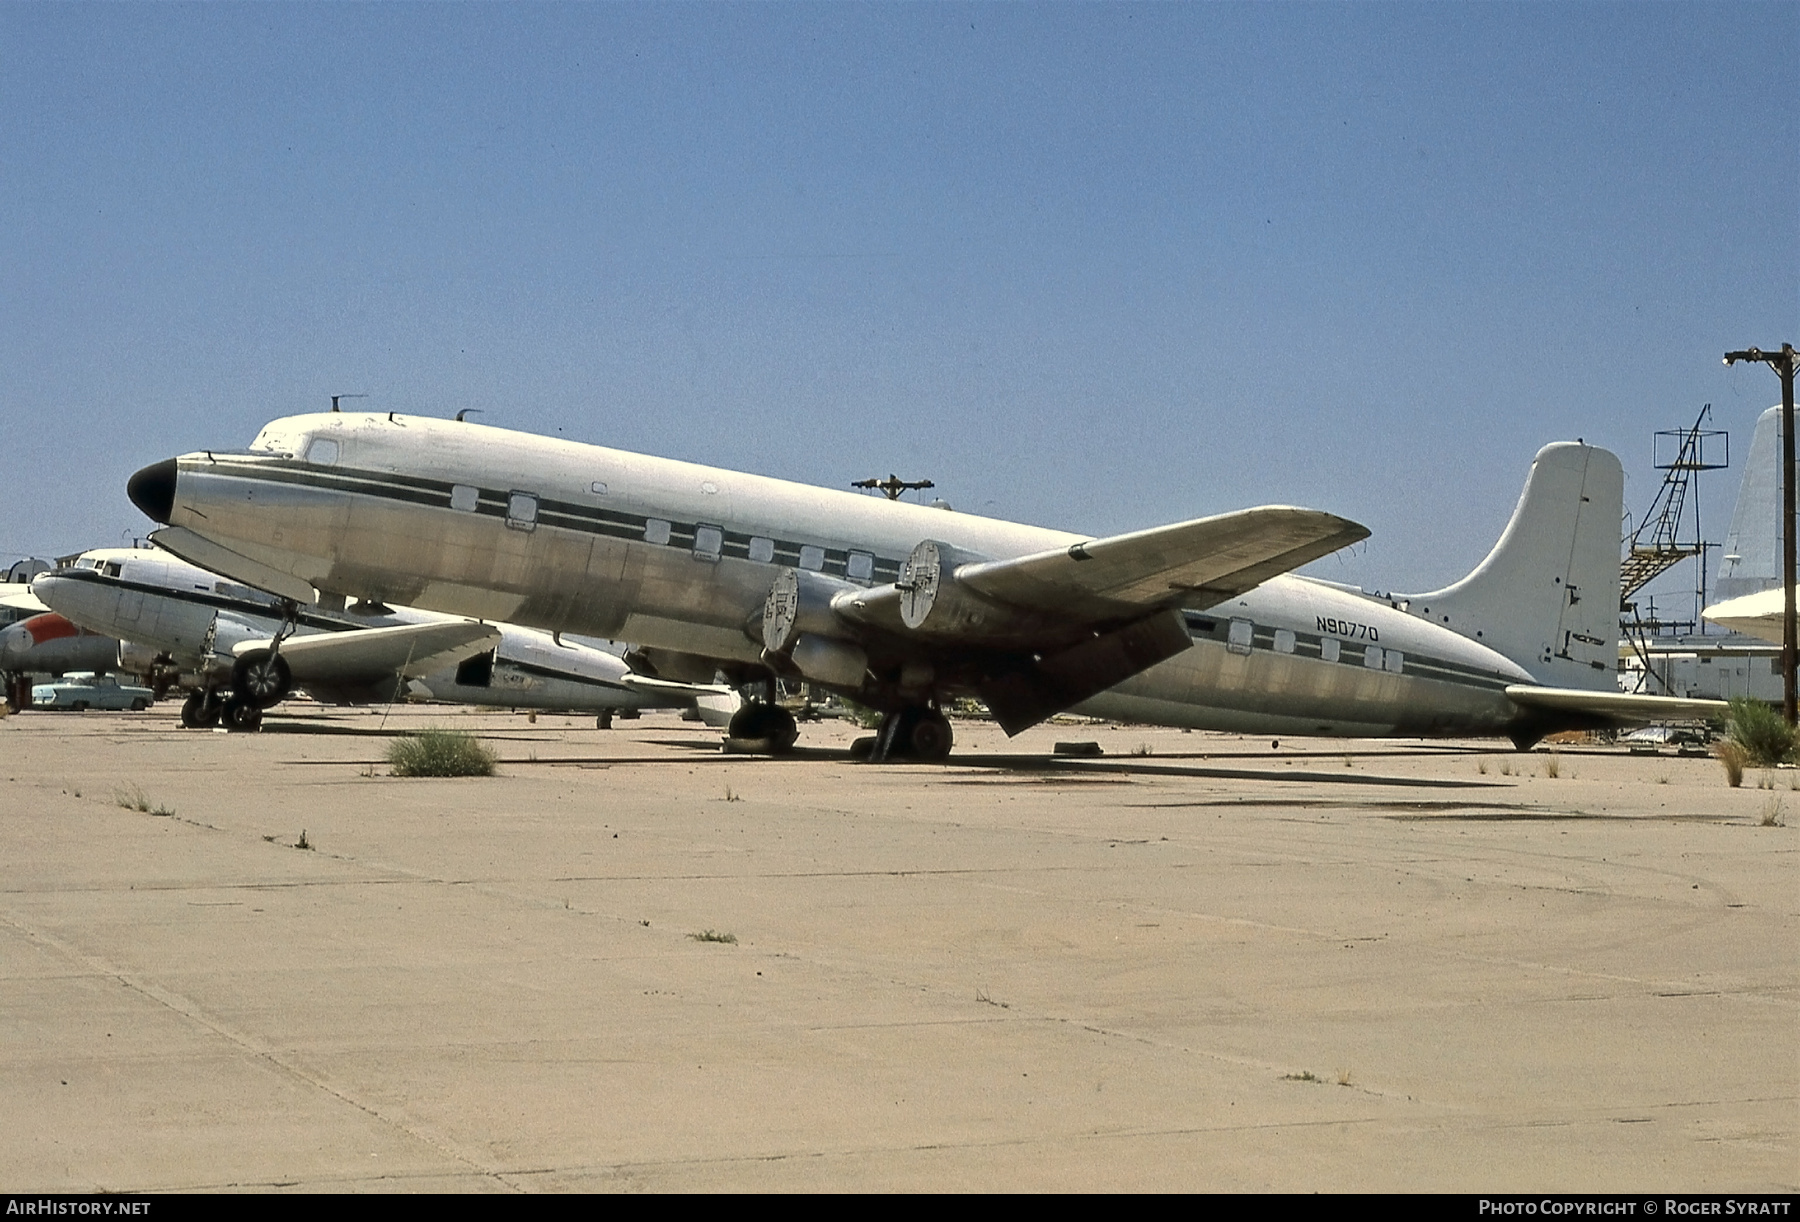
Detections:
[3, 3, 1793, 612]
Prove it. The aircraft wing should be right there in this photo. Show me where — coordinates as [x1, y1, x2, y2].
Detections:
[956, 507, 1371, 619]
[1505, 685, 1728, 726]
[149, 526, 319, 605]
[232, 621, 502, 684]
[805, 506, 1368, 734]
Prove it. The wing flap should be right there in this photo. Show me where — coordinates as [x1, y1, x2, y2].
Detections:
[233, 621, 502, 684]
[956, 507, 1369, 619]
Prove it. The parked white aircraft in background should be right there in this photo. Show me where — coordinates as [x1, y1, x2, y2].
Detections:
[1, 582, 125, 709]
[1703, 404, 1791, 646]
[36, 546, 736, 731]
[125, 410, 1725, 757]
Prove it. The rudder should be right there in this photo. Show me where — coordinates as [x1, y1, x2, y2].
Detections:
[1407, 443, 1622, 690]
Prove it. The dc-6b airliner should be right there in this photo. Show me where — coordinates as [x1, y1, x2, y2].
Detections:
[124, 410, 1724, 758]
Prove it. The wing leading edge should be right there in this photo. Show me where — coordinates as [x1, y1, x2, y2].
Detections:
[958, 506, 1372, 620]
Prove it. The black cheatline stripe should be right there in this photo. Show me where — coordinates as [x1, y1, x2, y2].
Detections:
[1179, 612, 1514, 697]
[503, 659, 633, 691]
[50, 570, 365, 635]
[199, 460, 452, 505]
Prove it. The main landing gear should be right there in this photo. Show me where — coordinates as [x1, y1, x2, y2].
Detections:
[863, 706, 953, 763]
[180, 599, 302, 733]
[180, 688, 264, 732]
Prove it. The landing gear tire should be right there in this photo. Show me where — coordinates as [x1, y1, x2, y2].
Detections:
[869, 706, 953, 762]
[906, 708, 954, 761]
[181, 690, 223, 729]
[726, 703, 800, 753]
[597, 709, 614, 730]
[232, 649, 291, 709]
[221, 698, 263, 732]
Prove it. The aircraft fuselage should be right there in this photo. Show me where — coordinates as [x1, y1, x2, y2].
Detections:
[129, 412, 1541, 739]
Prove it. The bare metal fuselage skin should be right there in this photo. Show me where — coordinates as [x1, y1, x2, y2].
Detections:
[144, 412, 1538, 738]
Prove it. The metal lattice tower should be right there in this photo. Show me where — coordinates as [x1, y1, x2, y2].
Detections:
[1621, 404, 1728, 615]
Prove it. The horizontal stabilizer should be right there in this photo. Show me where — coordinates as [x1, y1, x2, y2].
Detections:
[1504, 685, 1727, 726]
[234, 620, 502, 683]
[617, 673, 738, 699]
[958, 506, 1369, 620]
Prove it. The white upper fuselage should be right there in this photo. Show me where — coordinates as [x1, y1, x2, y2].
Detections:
[141, 412, 1539, 737]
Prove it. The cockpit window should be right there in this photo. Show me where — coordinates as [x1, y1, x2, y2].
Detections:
[249, 423, 306, 456]
[305, 437, 341, 466]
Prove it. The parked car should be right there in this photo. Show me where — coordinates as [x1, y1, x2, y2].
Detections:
[29, 673, 155, 711]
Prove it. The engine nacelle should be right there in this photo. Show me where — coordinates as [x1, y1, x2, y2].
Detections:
[898, 540, 1007, 638]
[117, 641, 165, 676]
[788, 634, 869, 689]
[762, 567, 861, 654]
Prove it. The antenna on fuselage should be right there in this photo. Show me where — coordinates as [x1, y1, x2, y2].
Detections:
[330, 394, 368, 413]
[455, 409, 482, 422]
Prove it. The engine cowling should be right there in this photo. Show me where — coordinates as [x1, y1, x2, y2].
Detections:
[788, 634, 869, 689]
[762, 568, 859, 654]
[897, 540, 1006, 637]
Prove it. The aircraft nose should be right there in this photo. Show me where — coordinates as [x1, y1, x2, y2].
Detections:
[127, 459, 178, 524]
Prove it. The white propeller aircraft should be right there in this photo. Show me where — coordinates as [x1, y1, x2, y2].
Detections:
[124, 410, 1724, 758]
[35, 546, 737, 731]
[0, 584, 125, 709]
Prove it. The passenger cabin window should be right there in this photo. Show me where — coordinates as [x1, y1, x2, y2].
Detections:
[1384, 650, 1404, 674]
[798, 545, 825, 572]
[644, 519, 672, 546]
[1363, 645, 1385, 670]
[693, 525, 723, 562]
[590, 481, 608, 495]
[847, 551, 874, 582]
[1227, 618, 1254, 656]
[748, 536, 775, 564]
[1273, 629, 1296, 654]
[506, 493, 538, 532]
[304, 437, 340, 466]
[450, 484, 480, 512]
[1320, 638, 1341, 664]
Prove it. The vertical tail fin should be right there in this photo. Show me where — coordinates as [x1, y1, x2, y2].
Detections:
[1715, 405, 1783, 603]
[1408, 443, 1622, 690]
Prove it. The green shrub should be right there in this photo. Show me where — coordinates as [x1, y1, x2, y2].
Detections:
[1727, 698, 1796, 768]
[386, 730, 497, 778]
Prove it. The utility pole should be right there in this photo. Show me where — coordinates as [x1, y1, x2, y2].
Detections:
[852, 474, 935, 501]
[1724, 344, 1798, 724]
